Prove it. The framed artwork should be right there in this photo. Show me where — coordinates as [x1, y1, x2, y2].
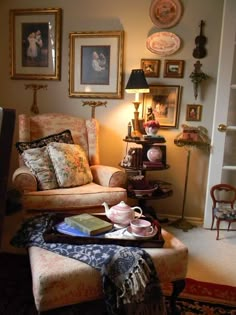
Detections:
[141, 59, 160, 77]
[164, 60, 184, 78]
[69, 31, 124, 98]
[186, 104, 202, 121]
[143, 85, 181, 128]
[9, 8, 62, 80]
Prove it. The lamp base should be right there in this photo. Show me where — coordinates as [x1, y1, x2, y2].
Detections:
[169, 217, 195, 232]
[131, 129, 142, 138]
[132, 102, 143, 138]
[132, 118, 145, 135]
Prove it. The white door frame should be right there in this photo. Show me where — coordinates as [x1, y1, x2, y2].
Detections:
[204, 0, 236, 228]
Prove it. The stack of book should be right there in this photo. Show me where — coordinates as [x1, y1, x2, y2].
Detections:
[143, 160, 164, 168]
[56, 213, 113, 237]
[129, 147, 143, 168]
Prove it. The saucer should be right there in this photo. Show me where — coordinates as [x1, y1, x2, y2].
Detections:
[126, 226, 157, 239]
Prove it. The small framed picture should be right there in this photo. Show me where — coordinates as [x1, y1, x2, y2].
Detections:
[164, 60, 185, 78]
[186, 104, 202, 121]
[141, 59, 160, 77]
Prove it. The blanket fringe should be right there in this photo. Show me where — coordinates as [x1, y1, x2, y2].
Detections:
[119, 257, 151, 305]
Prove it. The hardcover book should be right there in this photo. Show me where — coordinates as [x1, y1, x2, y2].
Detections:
[64, 213, 113, 236]
[55, 222, 105, 237]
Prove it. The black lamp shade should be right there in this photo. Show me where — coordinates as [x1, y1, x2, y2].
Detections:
[125, 69, 150, 93]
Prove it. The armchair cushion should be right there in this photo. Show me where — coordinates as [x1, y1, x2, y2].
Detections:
[47, 143, 93, 188]
[16, 129, 74, 154]
[22, 147, 58, 190]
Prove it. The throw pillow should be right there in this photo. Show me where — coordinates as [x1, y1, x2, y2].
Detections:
[47, 142, 93, 188]
[16, 129, 74, 154]
[22, 147, 58, 190]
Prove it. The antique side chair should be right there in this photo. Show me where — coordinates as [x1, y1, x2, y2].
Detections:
[210, 183, 236, 240]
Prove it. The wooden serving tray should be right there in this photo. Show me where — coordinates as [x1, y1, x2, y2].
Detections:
[43, 213, 165, 248]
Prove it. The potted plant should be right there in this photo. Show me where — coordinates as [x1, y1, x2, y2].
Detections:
[143, 120, 160, 136]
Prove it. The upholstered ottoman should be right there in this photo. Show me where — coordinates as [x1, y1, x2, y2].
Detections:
[28, 229, 188, 313]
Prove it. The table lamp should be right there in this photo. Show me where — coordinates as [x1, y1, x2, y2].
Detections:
[125, 69, 149, 137]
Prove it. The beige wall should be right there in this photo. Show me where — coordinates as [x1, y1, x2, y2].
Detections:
[0, 0, 224, 221]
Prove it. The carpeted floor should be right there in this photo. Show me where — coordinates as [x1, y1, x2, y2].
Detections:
[0, 252, 235, 315]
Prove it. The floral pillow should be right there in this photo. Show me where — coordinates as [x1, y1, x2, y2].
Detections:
[22, 147, 58, 190]
[16, 129, 74, 154]
[47, 142, 93, 188]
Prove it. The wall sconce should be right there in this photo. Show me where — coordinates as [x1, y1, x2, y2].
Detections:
[125, 69, 149, 138]
[189, 60, 209, 100]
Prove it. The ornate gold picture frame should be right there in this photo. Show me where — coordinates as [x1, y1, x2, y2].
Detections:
[10, 8, 62, 80]
[69, 31, 124, 99]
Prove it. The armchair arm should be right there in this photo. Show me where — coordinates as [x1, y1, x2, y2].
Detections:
[90, 165, 127, 187]
[12, 166, 37, 192]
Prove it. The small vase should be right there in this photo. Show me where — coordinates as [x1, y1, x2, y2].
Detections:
[147, 146, 162, 162]
[145, 126, 158, 136]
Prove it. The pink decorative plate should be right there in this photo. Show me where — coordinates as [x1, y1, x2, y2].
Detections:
[149, 0, 183, 29]
[146, 31, 181, 56]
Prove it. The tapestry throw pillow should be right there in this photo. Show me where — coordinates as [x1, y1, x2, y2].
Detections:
[16, 129, 74, 154]
[47, 142, 93, 188]
[22, 147, 58, 190]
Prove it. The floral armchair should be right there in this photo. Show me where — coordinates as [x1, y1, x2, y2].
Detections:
[12, 113, 127, 217]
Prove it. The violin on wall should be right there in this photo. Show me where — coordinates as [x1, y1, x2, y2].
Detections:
[193, 20, 207, 59]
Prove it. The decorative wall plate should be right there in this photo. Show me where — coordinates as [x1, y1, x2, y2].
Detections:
[149, 0, 183, 29]
[146, 31, 181, 56]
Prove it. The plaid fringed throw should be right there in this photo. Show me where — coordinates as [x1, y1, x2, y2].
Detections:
[11, 214, 166, 315]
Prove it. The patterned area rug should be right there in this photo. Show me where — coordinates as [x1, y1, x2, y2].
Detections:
[0, 252, 235, 315]
[163, 278, 236, 315]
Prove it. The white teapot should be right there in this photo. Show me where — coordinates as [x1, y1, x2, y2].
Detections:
[102, 201, 142, 227]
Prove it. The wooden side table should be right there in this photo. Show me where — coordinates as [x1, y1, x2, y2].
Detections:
[121, 137, 172, 220]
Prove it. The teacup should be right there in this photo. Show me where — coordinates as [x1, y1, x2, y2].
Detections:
[130, 219, 154, 236]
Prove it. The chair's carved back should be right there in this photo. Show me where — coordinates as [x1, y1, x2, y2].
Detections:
[210, 183, 236, 210]
[18, 113, 100, 166]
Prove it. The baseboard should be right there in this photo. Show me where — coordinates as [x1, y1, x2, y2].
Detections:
[157, 213, 203, 226]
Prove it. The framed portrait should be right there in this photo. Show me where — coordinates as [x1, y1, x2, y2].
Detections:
[141, 59, 160, 77]
[69, 31, 124, 99]
[163, 60, 184, 78]
[186, 104, 202, 121]
[9, 8, 62, 80]
[143, 85, 181, 128]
